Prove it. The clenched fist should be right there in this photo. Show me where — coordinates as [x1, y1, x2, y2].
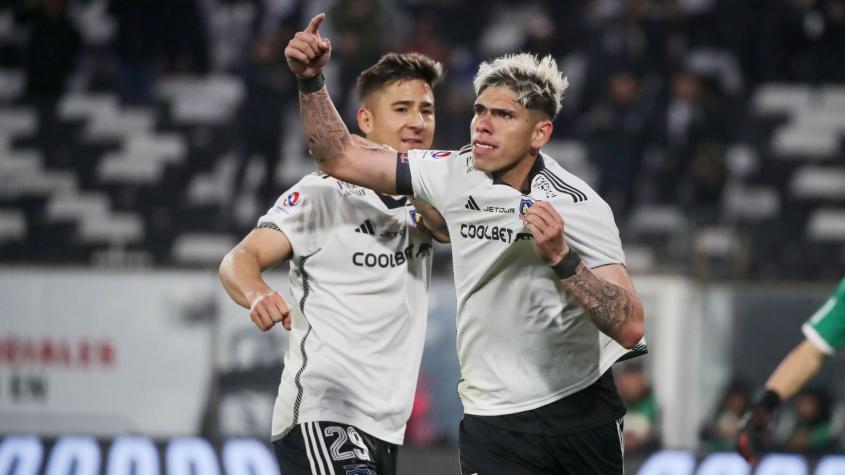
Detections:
[250, 290, 292, 331]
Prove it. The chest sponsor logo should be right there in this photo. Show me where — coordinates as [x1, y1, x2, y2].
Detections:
[429, 151, 451, 158]
[352, 243, 433, 268]
[459, 223, 534, 244]
[354, 219, 407, 239]
[465, 195, 516, 214]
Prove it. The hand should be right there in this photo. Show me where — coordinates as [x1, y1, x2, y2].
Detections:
[523, 201, 570, 265]
[736, 406, 772, 465]
[249, 290, 292, 331]
[284, 13, 332, 79]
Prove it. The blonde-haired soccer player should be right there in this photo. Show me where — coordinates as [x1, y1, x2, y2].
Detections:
[286, 13, 646, 474]
[220, 50, 445, 475]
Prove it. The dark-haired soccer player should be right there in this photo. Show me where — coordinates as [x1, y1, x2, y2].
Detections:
[220, 51, 445, 475]
[286, 13, 646, 474]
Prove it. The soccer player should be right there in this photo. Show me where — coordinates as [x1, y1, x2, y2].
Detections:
[219, 51, 445, 475]
[737, 277, 845, 464]
[286, 14, 646, 474]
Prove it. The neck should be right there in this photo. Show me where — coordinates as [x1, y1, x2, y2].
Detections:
[493, 151, 540, 192]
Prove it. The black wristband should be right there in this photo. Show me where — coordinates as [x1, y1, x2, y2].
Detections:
[297, 73, 325, 93]
[551, 251, 581, 279]
[757, 389, 782, 412]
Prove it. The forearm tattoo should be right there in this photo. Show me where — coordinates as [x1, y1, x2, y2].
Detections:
[299, 88, 349, 163]
[562, 262, 636, 340]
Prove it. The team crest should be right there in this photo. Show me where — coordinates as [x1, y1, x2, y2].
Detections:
[409, 208, 422, 228]
[519, 197, 534, 218]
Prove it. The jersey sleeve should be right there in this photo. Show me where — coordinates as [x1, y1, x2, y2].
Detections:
[559, 196, 626, 269]
[406, 149, 459, 210]
[802, 277, 845, 355]
[256, 173, 339, 256]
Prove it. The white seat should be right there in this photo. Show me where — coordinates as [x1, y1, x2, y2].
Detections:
[622, 245, 656, 273]
[46, 193, 110, 221]
[159, 75, 244, 124]
[78, 213, 144, 243]
[172, 233, 237, 265]
[753, 84, 812, 115]
[0, 209, 25, 241]
[773, 126, 839, 157]
[98, 151, 167, 184]
[726, 144, 758, 178]
[723, 183, 779, 220]
[0, 108, 36, 136]
[628, 205, 687, 234]
[791, 167, 845, 200]
[58, 93, 118, 120]
[86, 107, 155, 140]
[2, 170, 77, 198]
[0, 68, 24, 101]
[542, 140, 598, 188]
[807, 209, 845, 241]
[125, 133, 187, 164]
[694, 227, 737, 257]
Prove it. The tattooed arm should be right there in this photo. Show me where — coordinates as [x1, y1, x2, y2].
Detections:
[524, 201, 644, 349]
[565, 263, 644, 349]
[285, 13, 398, 194]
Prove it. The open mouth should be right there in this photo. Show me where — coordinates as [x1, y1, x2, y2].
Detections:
[472, 140, 497, 153]
[401, 139, 424, 148]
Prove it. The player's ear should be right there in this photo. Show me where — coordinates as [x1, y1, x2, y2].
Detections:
[531, 119, 553, 150]
[357, 107, 374, 135]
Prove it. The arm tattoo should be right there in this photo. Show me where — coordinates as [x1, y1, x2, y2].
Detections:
[299, 88, 349, 163]
[562, 262, 636, 341]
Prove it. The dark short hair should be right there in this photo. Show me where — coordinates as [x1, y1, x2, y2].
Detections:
[356, 52, 445, 104]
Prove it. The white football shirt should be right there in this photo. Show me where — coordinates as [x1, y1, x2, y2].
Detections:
[258, 172, 433, 444]
[408, 147, 644, 416]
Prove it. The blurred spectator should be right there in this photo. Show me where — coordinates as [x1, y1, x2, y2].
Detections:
[649, 70, 729, 205]
[329, 0, 391, 118]
[701, 380, 752, 451]
[109, 0, 166, 102]
[779, 388, 839, 453]
[616, 361, 660, 453]
[231, 29, 295, 211]
[160, 0, 210, 75]
[580, 70, 653, 218]
[687, 141, 727, 222]
[20, 0, 81, 105]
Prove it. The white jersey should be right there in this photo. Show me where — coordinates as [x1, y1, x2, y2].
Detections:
[258, 172, 433, 445]
[408, 147, 644, 416]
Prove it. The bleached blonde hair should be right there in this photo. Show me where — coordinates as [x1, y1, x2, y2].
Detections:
[473, 53, 569, 119]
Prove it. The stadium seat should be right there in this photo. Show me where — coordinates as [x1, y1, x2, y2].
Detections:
[790, 167, 845, 200]
[0, 209, 26, 242]
[172, 233, 237, 266]
[807, 209, 845, 242]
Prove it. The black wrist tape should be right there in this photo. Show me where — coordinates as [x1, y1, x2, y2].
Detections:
[551, 251, 582, 279]
[758, 389, 782, 412]
[297, 73, 325, 93]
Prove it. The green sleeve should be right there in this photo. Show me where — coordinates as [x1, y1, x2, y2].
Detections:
[802, 278, 845, 355]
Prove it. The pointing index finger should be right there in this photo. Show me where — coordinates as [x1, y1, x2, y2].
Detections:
[306, 13, 325, 36]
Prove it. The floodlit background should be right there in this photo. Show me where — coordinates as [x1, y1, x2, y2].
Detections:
[1, 0, 844, 473]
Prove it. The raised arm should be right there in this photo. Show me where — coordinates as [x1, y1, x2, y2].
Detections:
[284, 13, 398, 195]
[524, 201, 644, 349]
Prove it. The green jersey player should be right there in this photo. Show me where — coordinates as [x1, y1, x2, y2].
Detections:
[738, 277, 845, 463]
